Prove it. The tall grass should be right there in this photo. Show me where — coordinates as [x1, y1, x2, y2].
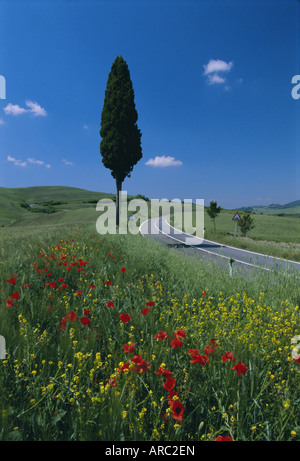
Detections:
[0, 224, 299, 441]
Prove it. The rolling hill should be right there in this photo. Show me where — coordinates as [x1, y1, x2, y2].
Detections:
[237, 200, 300, 216]
[0, 186, 118, 227]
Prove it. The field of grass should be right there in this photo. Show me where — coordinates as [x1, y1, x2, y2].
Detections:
[170, 206, 300, 262]
[0, 219, 299, 441]
[2, 187, 299, 262]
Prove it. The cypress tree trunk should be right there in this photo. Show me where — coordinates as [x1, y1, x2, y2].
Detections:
[116, 178, 122, 228]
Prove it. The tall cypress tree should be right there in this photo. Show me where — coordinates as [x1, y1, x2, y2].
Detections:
[100, 56, 142, 227]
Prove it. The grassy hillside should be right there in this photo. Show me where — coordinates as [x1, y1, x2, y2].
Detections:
[171, 206, 300, 261]
[0, 186, 125, 227]
[238, 200, 300, 216]
[1, 186, 299, 261]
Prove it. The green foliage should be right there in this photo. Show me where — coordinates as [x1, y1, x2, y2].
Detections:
[19, 201, 30, 210]
[100, 55, 142, 184]
[206, 201, 222, 230]
[238, 213, 255, 237]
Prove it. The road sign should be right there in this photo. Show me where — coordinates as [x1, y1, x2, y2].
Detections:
[232, 212, 241, 221]
[232, 211, 241, 237]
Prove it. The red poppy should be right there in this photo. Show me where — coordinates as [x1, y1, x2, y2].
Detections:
[131, 355, 144, 366]
[167, 390, 179, 405]
[7, 278, 16, 285]
[61, 311, 77, 323]
[154, 331, 169, 341]
[174, 328, 186, 338]
[170, 337, 183, 349]
[11, 292, 19, 300]
[156, 366, 173, 377]
[61, 283, 68, 288]
[24, 284, 31, 288]
[80, 317, 91, 326]
[84, 309, 91, 316]
[49, 282, 57, 288]
[6, 299, 13, 307]
[119, 313, 132, 323]
[106, 301, 115, 308]
[221, 351, 235, 362]
[75, 291, 82, 295]
[204, 345, 216, 356]
[123, 343, 135, 353]
[171, 400, 185, 422]
[163, 377, 176, 392]
[231, 361, 248, 376]
[216, 435, 233, 441]
[188, 349, 209, 365]
[131, 355, 150, 374]
[57, 278, 64, 282]
[106, 377, 117, 387]
[146, 301, 155, 306]
[118, 361, 130, 373]
[141, 307, 150, 315]
[89, 284, 96, 289]
[201, 291, 206, 296]
[59, 323, 66, 330]
[105, 281, 112, 286]
[120, 267, 126, 273]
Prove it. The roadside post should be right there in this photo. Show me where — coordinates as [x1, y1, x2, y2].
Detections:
[232, 211, 241, 237]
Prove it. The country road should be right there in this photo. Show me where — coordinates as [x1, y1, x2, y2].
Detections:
[139, 216, 300, 276]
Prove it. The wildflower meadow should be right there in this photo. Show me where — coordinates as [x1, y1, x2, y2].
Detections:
[0, 224, 299, 441]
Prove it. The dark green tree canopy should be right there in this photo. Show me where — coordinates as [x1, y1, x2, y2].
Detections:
[100, 55, 142, 184]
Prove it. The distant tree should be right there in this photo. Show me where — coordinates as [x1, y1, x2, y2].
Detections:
[135, 194, 149, 202]
[100, 55, 142, 227]
[238, 213, 255, 236]
[207, 200, 222, 230]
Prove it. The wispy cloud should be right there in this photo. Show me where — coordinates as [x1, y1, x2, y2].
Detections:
[145, 155, 183, 167]
[62, 159, 74, 166]
[7, 155, 27, 167]
[25, 100, 47, 117]
[3, 100, 47, 116]
[203, 59, 234, 86]
[0, 118, 4, 125]
[7, 155, 51, 168]
[83, 124, 89, 130]
[27, 157, 51, 168]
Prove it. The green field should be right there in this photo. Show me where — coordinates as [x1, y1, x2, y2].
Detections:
[0, 216, 299, 441]
[1, 186, 300, 262]
[170, 206, 300, 262]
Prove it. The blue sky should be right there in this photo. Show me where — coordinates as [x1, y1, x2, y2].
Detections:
[0, 0, 299, 209]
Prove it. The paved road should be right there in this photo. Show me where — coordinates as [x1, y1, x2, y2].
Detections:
[140, 216, 300, 275]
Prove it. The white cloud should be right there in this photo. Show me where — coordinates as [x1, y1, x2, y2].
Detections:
[0, 118, 4, 125]
[62, 159, 74, 166]
[7, 155, 51, 168]
[25, 100, 47, 117]
[3, 100, 47, 116]
[83, 124, 89, 130]
[207, 74, 226, 85]
[203, 59, 233, 75]
[203, 59, 234, 86]
[27, 157, 51, 167]
[7, 155, 27, 167]
[4, 103, 27, 115]
[145, 155, 183, 167]
[27, 158, 44, 165]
